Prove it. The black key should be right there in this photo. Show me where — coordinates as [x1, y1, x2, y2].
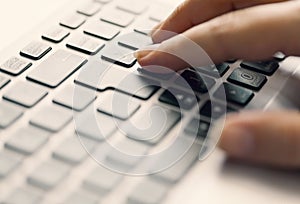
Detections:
[200, 101, 236, 119]
[20, 41, 52, 60]
[195, 63, 229, 77]
[27, 50, 87, 88]
[184, 118, 210, 139]
[240, 60, 279, 76]
[159, 88, 198, 110]
[101, 44, 136, 67]
[214, 83, 254, 106]
[0, 57, 32, 76]
[176, 70, 215, 93]
[228, 68, 267, 91]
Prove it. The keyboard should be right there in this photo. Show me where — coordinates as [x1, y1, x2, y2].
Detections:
[0, 0, 286, 203]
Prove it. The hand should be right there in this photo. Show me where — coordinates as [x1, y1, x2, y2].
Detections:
[135, 0, 300, 169]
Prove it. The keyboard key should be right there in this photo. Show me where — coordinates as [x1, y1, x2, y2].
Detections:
[66, 34, 105, 55]
[101, 44, 136, 67]
[83, 167, 122, 195]
[4, 188, 42, 204]
[134, 18, 158, 35]
[127, 179, 169, 204]
[228, 68, 267, 90]
[42, 26, 70, 43]
[184, 118, 210, 139]
[60, 13, 86, 29]
[3, 81, 48, 108]
[116, 0, 148, 15]
[149, 7, 172, 22]
[76, 110, 117, 142]
[30, 105, 72, 132]
[240, 60, 279, 76]
[20, 41, 52, 60]
[53, 136, 96, 165]
[0, 57, 32, 76]
[75, 61, 159, 99]
[95, 0, 112, 3]
[77, 2, 102, 16]
[27, 159, 70, 190]
[0, 101, 23, 129]
[53, 84, 96, 111]
[118, 32, 152, 50]
[100, 9, 134, 27]
[137, 67, 175, 80]
[214, 83, 254, 106]
[105, 136, 149, 168]
[84, 21, 120, 40]
[195, 63, 230, 77]
[97, 90, 141, 120]
[122, 105, 181, 144]
[159, 88, 198, 110]
[0, 151, 22, 178]
[62, 191, 98, 204]
[200, 101, 236, 119]
[176, 70, 216, 93]
[0, 75, 10, 89]
[27, 50, 87, 88]
[273, 52, 286, 61]
[5, 126, 49, 155]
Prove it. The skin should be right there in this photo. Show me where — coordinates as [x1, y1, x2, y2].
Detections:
[136, 0, 300, 169]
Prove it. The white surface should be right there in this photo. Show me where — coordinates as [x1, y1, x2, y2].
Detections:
[0, 0, 299, 204]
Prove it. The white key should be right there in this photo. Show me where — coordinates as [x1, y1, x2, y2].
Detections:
[60, 13, 86, 29]
[27, 159, 70, 190]
[84, 21, 120, 40]
[77, 2, 102, 16]
[100, 9, 134, 27]
[42, 26, 70, 43]
[0, 56, 32, 75]
[118, 32, 153, 50]
[134, 18, 158, 35]
[20, 41, 52, 60]
[116, 0, 148, 15]
[0, 101, 23, 129]
[4, 188, 42, 204]
[67, 34, 105, 55]
[62, 190, 98, 204]
[0, 151, 22, 178]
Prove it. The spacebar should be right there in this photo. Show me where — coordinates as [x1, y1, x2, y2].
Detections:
[27, 50, 87, 88]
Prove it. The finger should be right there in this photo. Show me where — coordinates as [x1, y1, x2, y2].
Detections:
[219, 111, 300, 169]
[153, 0, 288, 43]
[137, 1, 300, 71]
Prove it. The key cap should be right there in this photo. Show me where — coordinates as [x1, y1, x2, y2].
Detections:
[118, 32, 152, 50]
[30, 105, 72, 132]
[0, 151, 22, 178]
[122, 105, 181, 144]
[149, 7, 172, 22]
[20, 41, 52, 60]
[101, 44, 136, 67]
[76, 109, 117, 142]
[273, 52, 286, 61]
[116, 0, 148, 15]
[134, 18, 159, 35]
[97, 90, 141, 120]
[159, 88, 198, 110]
[77, 2, 102, 16]
[62, 191, 98, 204]
[214, 83, 254, 106]
[195, 63, 230, 77]
[228, 68, 267, 90]
[5, 126, 49, 155]
[84, 21, 120, 40]
[3, 81, 48, 108]
[42, 26, 70, 43]
[153, 142, 200, 183]
[95, 0, 112, 3]
[27, 159, 70, 190]
[83, 167, 123, 195]
[0, 57, 32, 76]
[53, 84, 96, 111]
[176, 70, 216, 93]
[0, 75, 10, 89]
[66, 34, 105, 55]
[127, 179, 169, 204]
[105, 136, 149, 168]
[200, 101, 236, 119]
[60, 13, 86, 29]
[100, 9, 134, 27]
[4, 188, 42, 204]
[0, 101, 23, 129]
[53, 136, 96, 165]
[240, 60, 279, 76]
[27, 50, 87, 88]
[184, 118, 210, 139]
[137, 68, 175, 80]
[75, 61, 159, 99]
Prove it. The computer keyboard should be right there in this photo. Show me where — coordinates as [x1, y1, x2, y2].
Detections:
[0, 0, 285, 203]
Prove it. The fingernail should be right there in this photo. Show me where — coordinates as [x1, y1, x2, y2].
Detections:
[220, 127, 255, 157]
[134, 50, 152, 61]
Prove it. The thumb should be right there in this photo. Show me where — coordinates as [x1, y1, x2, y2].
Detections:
[219, 111, 300, 169]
